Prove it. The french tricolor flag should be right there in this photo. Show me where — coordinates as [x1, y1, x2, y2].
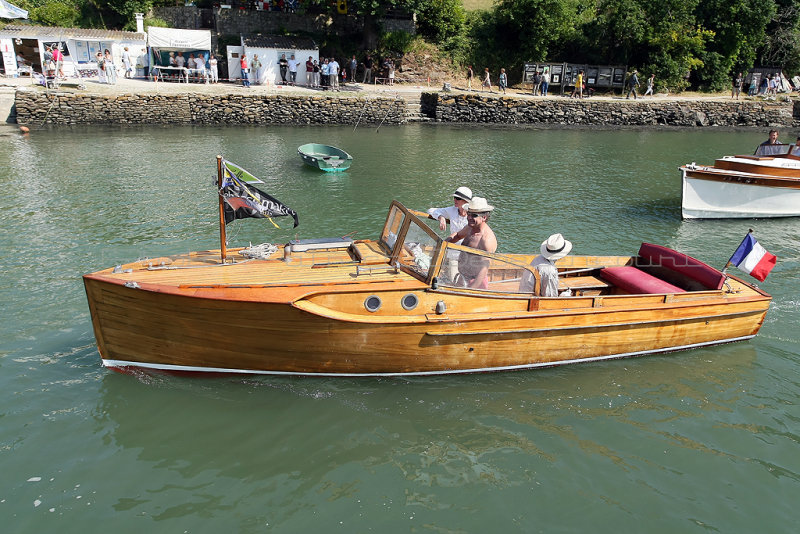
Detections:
[728, 232, 777, 282]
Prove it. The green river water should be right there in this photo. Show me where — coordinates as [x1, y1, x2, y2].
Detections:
[1, 124, 798, 532]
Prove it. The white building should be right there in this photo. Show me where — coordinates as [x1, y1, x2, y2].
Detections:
[228, 35, 318, 86]
[0, 24, 145, 78]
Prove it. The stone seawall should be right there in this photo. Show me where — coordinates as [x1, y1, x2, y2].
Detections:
[421, 92, 796, 128]
[14, 89, 406, 126]
[14, 87, 798, 128]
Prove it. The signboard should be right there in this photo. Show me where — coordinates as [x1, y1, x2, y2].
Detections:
[0, 38, 17, 76]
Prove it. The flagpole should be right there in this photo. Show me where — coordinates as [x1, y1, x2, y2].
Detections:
[722, 228, 754, 273]
[217, 155, 227, 264]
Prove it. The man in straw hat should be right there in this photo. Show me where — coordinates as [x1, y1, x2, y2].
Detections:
[521, 233, 573, 296]
[447, 197, 497, 288]
[427, 186, 473, 244]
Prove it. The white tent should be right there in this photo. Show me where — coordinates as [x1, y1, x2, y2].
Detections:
[241, 35, 318, 86]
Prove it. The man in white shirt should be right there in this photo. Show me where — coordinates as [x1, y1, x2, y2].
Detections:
[520, 233, 573, 296]
[287, 54, 298, 84]
[328, 58, 339, 91]
[426, 186, 472, 244]
[175, 52, 185, 69]
[427, 186, 472, 284]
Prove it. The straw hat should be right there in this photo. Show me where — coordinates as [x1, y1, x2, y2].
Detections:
[541, 233, 572, 261]
[454, 186, 472, 202]
[467, 197, 494, 213]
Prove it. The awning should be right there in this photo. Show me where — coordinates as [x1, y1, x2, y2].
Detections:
[0, 0, 28, 19]
[147, 27, 211, 51]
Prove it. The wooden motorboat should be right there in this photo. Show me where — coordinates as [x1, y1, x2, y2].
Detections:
[297, 143, 353, 172]
[84, 192, 771, 376]
[680, 143, 800, 219]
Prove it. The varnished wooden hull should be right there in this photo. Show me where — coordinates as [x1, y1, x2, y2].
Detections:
[83, 250, 771, 376]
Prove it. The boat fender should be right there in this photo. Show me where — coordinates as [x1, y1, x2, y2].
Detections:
[435, 300, 446, 314]
[283, 243, 292, 262]
[431, 276, 439, 289]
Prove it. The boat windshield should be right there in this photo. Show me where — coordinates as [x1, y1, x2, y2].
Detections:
[396, 217, 440, 280]
[435, 243, 538, 295]
[379, 204, 406, 253]
[754, 143, 791, 157]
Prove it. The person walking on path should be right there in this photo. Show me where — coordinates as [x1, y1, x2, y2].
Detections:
[571, 69, 584, 98]
[532, 70, 541, 95]
[481, 67, 493, 92]
[467, 65, 474, 91]
[626, 69, 639, 99]
[644, 73, 655, 97]
[732, 72, 743, 99]
[498, 68, 507, 94]
[122, 47, 132, 79]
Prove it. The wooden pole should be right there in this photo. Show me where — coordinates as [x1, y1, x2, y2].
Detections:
[217, 155, 227, 264]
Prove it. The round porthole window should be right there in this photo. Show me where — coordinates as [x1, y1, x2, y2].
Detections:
[364, 295, 382, 312]
[401, 293, 419, 311]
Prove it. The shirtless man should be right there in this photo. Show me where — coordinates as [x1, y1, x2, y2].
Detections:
[446, 197, 497, 288]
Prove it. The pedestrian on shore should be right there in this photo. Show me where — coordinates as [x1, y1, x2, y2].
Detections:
[363, 54, 373, 84]
[541, 67, 550, 96]
[498, 68, 507, 94]
[644, 73, 655, 97]
[533, 70, 541, 95]
[626, 69, 639, 99]
[482, 67, 493, 92]
[732, 72, 743, 99]
[329, 57, 340, 91]
[52, 45, 64, 79]
[288, 54, 298, 84]
[467, 65, 474, 91]
[388, 59, 395, 86]
[571, 69, 584, 98]
[195, 53, 208, 84]
[312, 59, 320, 87]
[279, 53, 288, 84]
[104, 49, 116, 85]
[139, 48, 150, 80]
[748, 74, 757, 96]
[122, 47, 132, 79]
[321, 58, 329, 90]
[349, 55, 358, 84]
[95, 51, 106, 84]
[208, 54, 218, 83]
[305, 56, 313, 86]
[240, 54, 250, 87]
[251, 54, 262, 85]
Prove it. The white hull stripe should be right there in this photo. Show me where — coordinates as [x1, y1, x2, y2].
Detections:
[102, 335, 755, 377]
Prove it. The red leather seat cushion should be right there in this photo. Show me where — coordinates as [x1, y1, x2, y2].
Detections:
[600, 266, 686, 294]
[638, 243, 725, 290]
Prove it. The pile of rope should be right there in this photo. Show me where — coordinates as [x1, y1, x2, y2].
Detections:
[239, 242, 278, 260]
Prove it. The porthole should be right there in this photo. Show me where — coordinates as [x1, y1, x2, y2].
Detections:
[401, 293, 419, 311]
[364, 295, 382, 312]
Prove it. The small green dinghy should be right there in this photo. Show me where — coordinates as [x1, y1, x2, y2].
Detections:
[297, 143, 353, 172]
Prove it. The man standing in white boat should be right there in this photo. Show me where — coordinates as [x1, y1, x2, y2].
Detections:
[447, 197, 497, 288]
[758, 129, 784, 156]
[520, 233, 573, 297]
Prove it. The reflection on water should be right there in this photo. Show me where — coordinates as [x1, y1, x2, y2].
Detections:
[1, 125, 798, 531]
